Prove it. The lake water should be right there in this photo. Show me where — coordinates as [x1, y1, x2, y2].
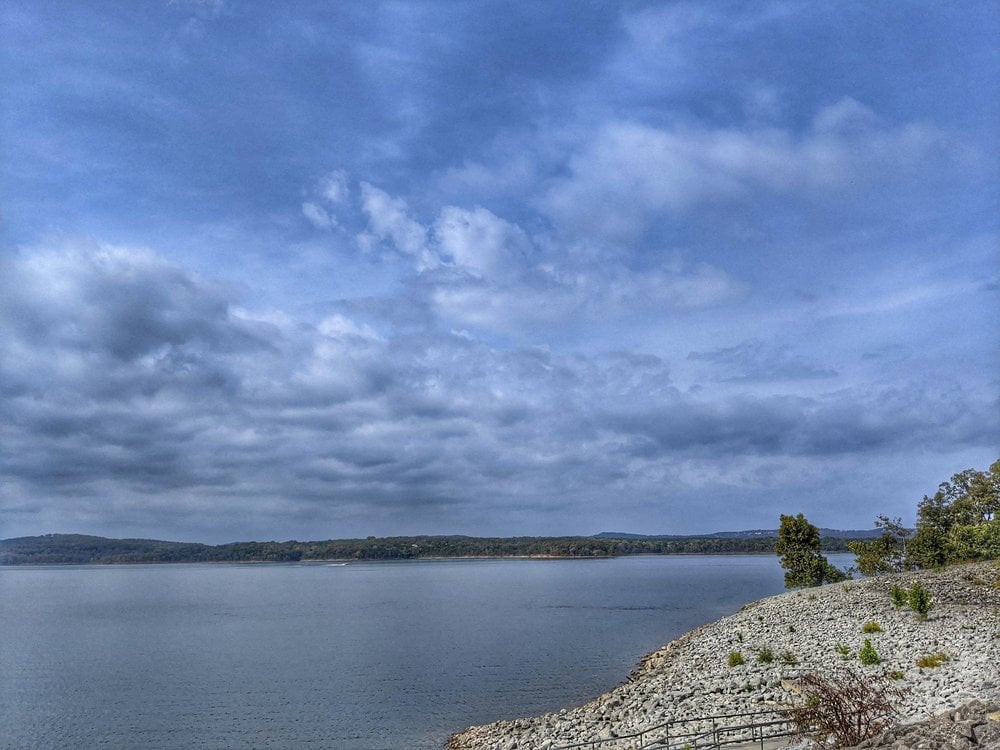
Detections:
[0, 554, 853, 749]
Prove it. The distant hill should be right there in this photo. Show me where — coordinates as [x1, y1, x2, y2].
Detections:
[595, 528, 886, 540]
[0, 530, 869, 565]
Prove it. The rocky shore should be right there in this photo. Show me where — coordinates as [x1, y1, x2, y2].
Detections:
[450, 562, 1000, 749]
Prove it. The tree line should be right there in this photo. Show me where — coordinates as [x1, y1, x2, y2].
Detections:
[0, 532, 857, 565]
[777, 459, 999, 587]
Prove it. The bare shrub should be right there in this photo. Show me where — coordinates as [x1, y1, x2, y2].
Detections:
[782, 668, 905, 749]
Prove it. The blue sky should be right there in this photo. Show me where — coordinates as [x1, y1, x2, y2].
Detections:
[1, 0, 997, 543]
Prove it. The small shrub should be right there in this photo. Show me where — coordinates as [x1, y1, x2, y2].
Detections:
[807, 593, 817, 601]
[728, 651, 745, 667]
[788, 624, 796, 633]
[889, 670, 904, 680]
[908, 583, 933, 620]
[780, 649, 799, 666]
[858, 639, 880, 666]
[862, 621, 882, 634]
[782, 669, 905, 749]
[757, 647, 774, 664]
[890, 584, 908, 608]
[835, 644, 852, 660]
[842, 582, 855, 593]
[915, 652, 949, 668]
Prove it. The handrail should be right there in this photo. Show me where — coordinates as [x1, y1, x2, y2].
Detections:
[550, 707, 799, 750]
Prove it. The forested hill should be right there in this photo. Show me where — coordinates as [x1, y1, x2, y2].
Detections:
[0, 532, 859, 565]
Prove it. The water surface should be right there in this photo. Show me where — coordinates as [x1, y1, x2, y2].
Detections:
[1, 554, 851, 749]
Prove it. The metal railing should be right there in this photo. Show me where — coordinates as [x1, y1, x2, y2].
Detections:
[550, 708, 799, 750]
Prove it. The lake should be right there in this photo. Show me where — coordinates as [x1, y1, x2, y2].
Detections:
[0, 554, 853, 749]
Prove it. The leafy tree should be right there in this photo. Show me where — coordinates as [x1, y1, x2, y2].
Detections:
[907, 460, 1000, 568]
[848, 515, 909, 576]
[906, 493, 952, 569]
[776, 513, 847, 588]
[947, 520, 1000, 561]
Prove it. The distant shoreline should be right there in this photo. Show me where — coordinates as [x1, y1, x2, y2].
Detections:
[0, 551, 813, 567]
[0, 532, 861, 566]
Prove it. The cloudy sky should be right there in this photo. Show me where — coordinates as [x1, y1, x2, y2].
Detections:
[1, 1, 997, 543]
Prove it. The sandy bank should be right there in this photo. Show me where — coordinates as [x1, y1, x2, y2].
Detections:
[450, 561, 1000, 749]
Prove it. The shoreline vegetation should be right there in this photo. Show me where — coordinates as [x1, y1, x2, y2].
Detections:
[0, 532, 864, 566]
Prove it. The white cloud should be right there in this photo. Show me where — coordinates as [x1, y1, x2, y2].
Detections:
[352, 183, 744, 333]
[538, 102, 957, 241]
[359, 182, 441, 271]
[318, 313, 382, 341]
[302, 201, 334, 229]
[433, 205, 530, 279]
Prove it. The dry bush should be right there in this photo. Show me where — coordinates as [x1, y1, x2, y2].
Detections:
[782, 668, 906, 749]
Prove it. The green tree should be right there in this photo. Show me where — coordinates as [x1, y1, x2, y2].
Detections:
[947, 520, 1000, 562]
[907, 461, 1000, 568]
[848, 515, 910, 576]
[776, 513, 847, 588]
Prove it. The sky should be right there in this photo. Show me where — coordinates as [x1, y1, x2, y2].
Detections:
[1, 1, 997, 544]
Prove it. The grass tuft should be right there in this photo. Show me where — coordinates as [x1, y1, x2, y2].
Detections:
[915, 652, 949, 668]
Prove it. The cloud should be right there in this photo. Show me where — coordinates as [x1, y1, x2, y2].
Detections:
[1, 240, 996, 540]
[538, 101, 958, 241]
[302, 201, 334, 229]
[2, 1, 995, 542]
[301, 170, 351, 230]
[597, 384, 994, 460]
[0, 242, 258, 364]
[351, 183, 745, 334]
[689, 340, 838, 382]
[358, 182, 441, 271]
[433, 205, 531, 280]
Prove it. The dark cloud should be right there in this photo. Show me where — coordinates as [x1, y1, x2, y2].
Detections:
[1, 243, 996, 542]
